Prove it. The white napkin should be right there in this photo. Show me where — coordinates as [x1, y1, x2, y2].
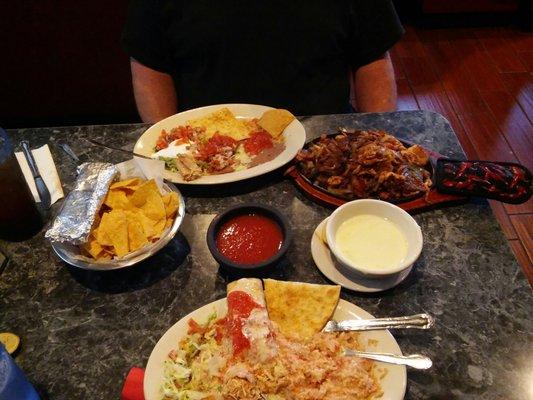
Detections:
[15, 144, 64, 204]
[116, 157, 167, 192]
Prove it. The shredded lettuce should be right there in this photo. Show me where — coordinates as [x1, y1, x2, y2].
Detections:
[159, 156, 179, 172]
[161, 312, 225, 399]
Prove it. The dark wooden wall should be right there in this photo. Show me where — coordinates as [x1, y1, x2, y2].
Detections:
[1, 1, 529, 129]
[1, 1, 139, 128]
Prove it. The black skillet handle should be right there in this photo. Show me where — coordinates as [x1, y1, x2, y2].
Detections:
[435, 159, 532, 204]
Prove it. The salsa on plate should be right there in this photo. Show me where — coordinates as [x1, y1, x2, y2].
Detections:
[161, 279, 382, 400]
[152, 108, 293, 181]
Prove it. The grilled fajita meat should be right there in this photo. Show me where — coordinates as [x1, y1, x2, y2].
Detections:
[296, 130, 432, 201]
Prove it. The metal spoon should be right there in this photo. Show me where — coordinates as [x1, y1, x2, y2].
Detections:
[344, 349, 433, 369]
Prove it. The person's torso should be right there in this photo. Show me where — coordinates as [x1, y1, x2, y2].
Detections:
[161, 1, 354, 114]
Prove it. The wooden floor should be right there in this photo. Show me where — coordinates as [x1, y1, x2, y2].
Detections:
[390, 25, 532, 284]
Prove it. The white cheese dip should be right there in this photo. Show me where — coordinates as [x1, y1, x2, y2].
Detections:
[335, 214, 408, 270]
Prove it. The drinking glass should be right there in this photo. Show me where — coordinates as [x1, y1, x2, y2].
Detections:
[0, 344, 40, 400]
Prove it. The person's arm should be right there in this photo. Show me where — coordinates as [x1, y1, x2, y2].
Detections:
[130, 58, 178, 123]
[353, 52, 397, 112]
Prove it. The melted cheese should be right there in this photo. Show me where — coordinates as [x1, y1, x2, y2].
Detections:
[335, 214, 408, 270]
[187, 108, 251, 140]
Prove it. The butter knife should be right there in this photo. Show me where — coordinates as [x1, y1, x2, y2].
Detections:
[20, 140, 51, 209]
[323, 313, 434, 332]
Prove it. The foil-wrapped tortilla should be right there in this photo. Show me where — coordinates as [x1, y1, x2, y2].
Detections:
[45, 162, 118, 245]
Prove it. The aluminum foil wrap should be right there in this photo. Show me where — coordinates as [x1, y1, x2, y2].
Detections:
[45, 162, 118, 245]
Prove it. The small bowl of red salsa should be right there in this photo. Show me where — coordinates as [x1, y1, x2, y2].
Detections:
[207, 203, 291, 273]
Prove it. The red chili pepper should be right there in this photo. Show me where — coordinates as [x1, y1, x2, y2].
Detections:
[509, 166, 526, 189]
[455, 162, 470, 179]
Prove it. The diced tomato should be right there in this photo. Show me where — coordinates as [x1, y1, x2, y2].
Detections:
[187, 318, 204, 335]
[155, 129, 170, 151]
[155, 140, 169, 151]
[168, 125, 197, 143]
[155, 125, 200, 151]
[196, 133, 237, 161]
[244, 130, 274, 156]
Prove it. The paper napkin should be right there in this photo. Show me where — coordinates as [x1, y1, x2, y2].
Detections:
[15, 144, 64, 204]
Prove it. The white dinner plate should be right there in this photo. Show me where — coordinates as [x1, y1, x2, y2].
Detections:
[312, 218, 413, 292]
[133, 104, 306, 184]
[144, 298, 407, 400]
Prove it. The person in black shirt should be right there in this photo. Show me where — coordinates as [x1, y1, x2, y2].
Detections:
[122, 1, 404, 122]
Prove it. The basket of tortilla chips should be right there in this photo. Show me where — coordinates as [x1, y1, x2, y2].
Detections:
[50, 159, 185, 270]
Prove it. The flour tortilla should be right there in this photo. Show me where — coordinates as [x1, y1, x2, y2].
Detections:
[263, 279, 340, 340]
[258, 109, 295, 137]
[227, 278, 266, 307]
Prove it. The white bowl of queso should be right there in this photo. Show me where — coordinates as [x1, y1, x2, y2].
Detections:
[326, 199, 423, 277]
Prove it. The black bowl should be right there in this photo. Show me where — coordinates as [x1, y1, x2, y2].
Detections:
[206, 203, 292, 273]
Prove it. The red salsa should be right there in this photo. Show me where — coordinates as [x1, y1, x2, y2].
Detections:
[155, 125, 198, 150]
[243, 130, 274, 155]
[196, 133, 238, 161]
[216, 213, 283, 265]
[226, 290, 262, 356]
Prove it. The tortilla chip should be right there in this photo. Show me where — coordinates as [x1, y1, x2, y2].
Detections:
[84, 178, 179, 260]
[110, 177, 143, 191]
[152, 218, 166, 239]
[125, 210, 156, 239]
[127, 217, 148, 252]
[95, 213, 113, 246]
[104, 189, 131, 210]
[105, 209, 129, 257]
[129, 179, 160, 207]
[141, 191, 166, 221]
[162, 192, 179, 218]
[263, 279, 340, 340]
[258, 109, 295, 137]
[98, 247, 114, 260]
[83, 237, 103, 259]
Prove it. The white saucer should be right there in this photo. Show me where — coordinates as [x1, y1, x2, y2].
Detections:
[311, 218, 413, 292]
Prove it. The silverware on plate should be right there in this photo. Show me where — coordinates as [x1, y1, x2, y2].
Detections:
[344, 349, 433, 369]
[20, 140, 51, 209]
[85, 138, 153, 160]
[323, 313, 434, 332]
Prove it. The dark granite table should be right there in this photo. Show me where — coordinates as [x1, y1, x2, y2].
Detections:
[1, 111, 531, 399]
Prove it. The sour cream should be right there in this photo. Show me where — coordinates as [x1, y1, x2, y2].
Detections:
[151, 141, 190, 159]
[335, 214, 408, 270]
